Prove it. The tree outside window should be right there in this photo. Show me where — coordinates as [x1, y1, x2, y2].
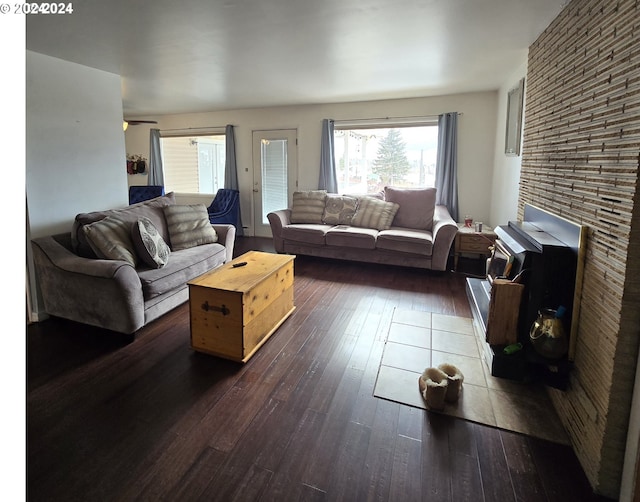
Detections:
[372, 129, 411, 189]
[334, 124, 438, 194]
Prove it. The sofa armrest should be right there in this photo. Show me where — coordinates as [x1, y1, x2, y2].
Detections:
[31, 235, 145, 334]
[431, 205, 458, 271]
[212, 224, 236, 263]
[267, 209, 292, 253]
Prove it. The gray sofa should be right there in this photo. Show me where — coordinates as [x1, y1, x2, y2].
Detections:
[267, 187, 457, 271]
[31, 193, 235, 335]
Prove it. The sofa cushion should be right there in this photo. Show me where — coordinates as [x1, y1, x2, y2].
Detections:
[290, 190, 327, 224]
[384, 186, 436, 230]
[131, 217, 171, 269]
[326, 225, 378, 249]
[163, 204, 218, 251]
[137, 243, 226, 300]
[376, 228, 434, 255]
[351, 197, 399, 231]
[72, 192, 176, 258]
[322, 194, 358, 225]
[281, 224, 332, 246]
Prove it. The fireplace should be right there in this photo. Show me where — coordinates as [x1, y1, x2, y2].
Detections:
[466, 204, 586, 388]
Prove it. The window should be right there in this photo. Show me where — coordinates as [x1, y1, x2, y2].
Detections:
[161, 134, 225, 194]
[334, 124, 438, 194]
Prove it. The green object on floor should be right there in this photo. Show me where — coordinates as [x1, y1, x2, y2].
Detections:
[503, 342, 523, 355]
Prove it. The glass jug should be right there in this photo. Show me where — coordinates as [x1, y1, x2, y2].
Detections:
[529, 307, 568, 360]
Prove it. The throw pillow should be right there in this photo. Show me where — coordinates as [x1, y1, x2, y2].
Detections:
[82, 215, 138, 267]
[72, 192, 176, 258]
[131, 217, 171, 268]
[290, 190, 327, 224]
[163, 204, 218, 251]
[351, 197, 400, 231]
[322, 194, 358, 225]
[384, 186, 436, 230]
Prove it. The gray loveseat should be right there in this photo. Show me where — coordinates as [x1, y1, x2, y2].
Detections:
[31, 193, 235, 335]
[267, 186, 457, 271]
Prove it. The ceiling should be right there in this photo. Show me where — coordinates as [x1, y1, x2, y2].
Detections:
[26, 0, 567, 117]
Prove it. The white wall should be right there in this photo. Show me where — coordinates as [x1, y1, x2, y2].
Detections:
[125, 91, 498, 234]
[26, 51, 128, 239]
[489, 59, 528, 226]
[26, 51, 128, 318]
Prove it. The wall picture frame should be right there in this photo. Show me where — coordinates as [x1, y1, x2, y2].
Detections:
[505, 78, 525, 156]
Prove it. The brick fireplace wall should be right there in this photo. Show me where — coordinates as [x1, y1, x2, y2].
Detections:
[520, 0, 640, 497]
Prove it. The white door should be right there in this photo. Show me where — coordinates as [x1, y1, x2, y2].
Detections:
[252, 130, 298, 237]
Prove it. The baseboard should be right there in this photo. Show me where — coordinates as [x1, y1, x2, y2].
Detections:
[28, 309, 49, 323]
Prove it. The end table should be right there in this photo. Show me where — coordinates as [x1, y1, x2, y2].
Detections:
[454, 223, 497, 272]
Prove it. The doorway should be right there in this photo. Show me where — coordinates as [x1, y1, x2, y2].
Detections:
[252, 130, 297, 237]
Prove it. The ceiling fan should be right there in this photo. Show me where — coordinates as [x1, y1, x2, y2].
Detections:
[123, 119, 158, 131]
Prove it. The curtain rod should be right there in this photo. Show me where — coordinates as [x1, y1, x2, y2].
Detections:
[160, 125, 234, 133]
[334, 112, 461, 123]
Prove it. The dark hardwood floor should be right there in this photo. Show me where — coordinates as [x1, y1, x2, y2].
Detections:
[27, 237, 611, 501]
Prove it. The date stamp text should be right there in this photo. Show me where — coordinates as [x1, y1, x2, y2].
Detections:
[1, 3, 74, 14]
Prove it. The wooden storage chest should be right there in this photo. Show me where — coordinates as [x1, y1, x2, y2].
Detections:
[188, 251, 295, 362]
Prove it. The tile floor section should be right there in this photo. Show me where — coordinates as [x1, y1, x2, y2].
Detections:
[373, 308, 570, 445]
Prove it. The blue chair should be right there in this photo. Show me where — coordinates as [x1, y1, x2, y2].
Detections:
[207, 188, 242, 236]
[129, 185, 165, 205]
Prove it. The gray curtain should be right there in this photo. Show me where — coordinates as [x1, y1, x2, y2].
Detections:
[148, 129, 164, 186]
[434, 112, 459, 222]
[318, 119, 338, 193]
[224, 124, 239, 190]
[224, 124, 242, 235]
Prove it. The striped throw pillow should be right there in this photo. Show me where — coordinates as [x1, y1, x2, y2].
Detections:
[351, 197, 400, 231]
[290, 190, 327, 224]
[82, 215, 138, 267]
[163, 204, 218, 251]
